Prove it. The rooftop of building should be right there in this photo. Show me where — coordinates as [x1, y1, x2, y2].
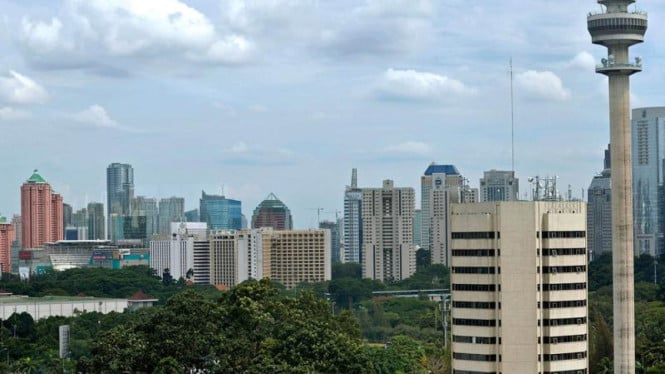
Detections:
[254, 193, 290, 211]
[423, 163, 459, 176]
[25, 169, 47, 184]
[0, 215, 7, 224]
[0, 295, 128, 304]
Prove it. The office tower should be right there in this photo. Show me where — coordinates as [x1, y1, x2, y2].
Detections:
[413, 209, 422, 248]
[11, 215, 21, 248]
[107, 163, 134, 240]
[450, 201, 588, 374]
[185, 209, 199, 222]
[261, 229, 331, 288]
[589, 2, 646, 371]
[87, 202, 105, 240]
[0, 214, 14, 273]
[71, 208, 87, 228]
[362, 179, 415, 281]
[320, 220, 341, 263]
[158, 197, 185, 235]
[132, 196, 158, 240]
[193, 239, 210, 285]
[344, 168, 362, 263]
[251, 193, 293, 230]
[123, 216, 147, 242]
[63, 203, 72, 236]
[479, 170, 519, 202]
[21, 170, 63, 248]
[588, 146, 612, 261]
[421, 164, 470, 266]
[199, 191, 242, 230]
[209, 231, 249, 288]
[632, 107, 665, 257]
[149, 222, 206, 282]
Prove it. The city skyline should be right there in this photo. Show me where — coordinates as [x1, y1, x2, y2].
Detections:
[1, 1, 665, 228]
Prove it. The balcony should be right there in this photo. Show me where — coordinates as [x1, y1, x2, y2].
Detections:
[596, 57, 642, 75]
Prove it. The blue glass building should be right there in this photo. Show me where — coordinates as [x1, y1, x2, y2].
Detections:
[199, 191, 242, 230]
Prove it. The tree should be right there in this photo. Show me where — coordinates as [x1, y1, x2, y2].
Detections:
[416, 248, 431, 270]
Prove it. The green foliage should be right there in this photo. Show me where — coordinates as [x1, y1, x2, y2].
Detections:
[416, 248, 431, 270]
[389, 264, 449, 290]
[332, 262, 362, 279]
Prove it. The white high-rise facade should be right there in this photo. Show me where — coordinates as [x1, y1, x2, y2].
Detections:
[479, 169, 519, 202]
[149, 222, 207, 282]
[362, 180, 415, 281]
[451, 201, 588, 374]
[421, 164, 475, 266]
[343, 168, 362, 263]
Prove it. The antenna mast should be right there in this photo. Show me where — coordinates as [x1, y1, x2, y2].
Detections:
[510, 58, 515, 172]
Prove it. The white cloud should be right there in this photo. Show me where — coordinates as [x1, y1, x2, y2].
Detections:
[187, 35, 254, 64]
[377, 68, 475, 100]
[385, 141, 431, 155]
[515, 70, 570, 101]
[568, 51, 596, 71]
[20, 17, 70, 52]
[222, 141, 295, 165]
[0, 107, 31, 121]
[71, 105, 119, 128]
[0, 71, 48, 104]
[355, 0, 433, 18]
[18, 0, 255, 70]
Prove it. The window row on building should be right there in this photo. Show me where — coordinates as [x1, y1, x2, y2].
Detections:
[452, 301, 498, 309]
[452, 352, 498, 362]
[539, 282, 586, 291]
[541, 248, 586, 256]
[452, 249, 496, 257]
[453, 318, 498, 327]
[452, 283, 497, 292]
[540, 317, 587, 327]
[540, 300, 586, 309]
[452, 266, 497, 274]
[540, 334, 587, 344]
[452, 335, 498, 344]
[540, 265, 586, 274]
[540, 351, 587, 362]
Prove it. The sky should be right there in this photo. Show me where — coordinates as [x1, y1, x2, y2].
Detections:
[1, 0, 664, 229]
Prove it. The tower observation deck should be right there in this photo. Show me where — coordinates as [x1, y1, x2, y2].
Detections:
[588, 1, 647, 373]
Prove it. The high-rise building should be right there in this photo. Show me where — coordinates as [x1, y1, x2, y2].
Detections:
[479, 169, 519, 202]
[589, 2, 647, 371]
[362, 179, 415, 281]
[185, 209, 199, 222]
[209, 231, 249, 288]
[87, 202, 105, 240]
[11, 215, 21, 248]
[149, 222, 206, 282]
[158, 197, 185, 235]
[63, 203, 72, 236]
[632, 107, 665, 257]
[413, 209, 422, 248]
[107, 163, 134, 240]
[122, 215, 147, 242]
[0, 214, 14, 273]
[261, 229, 331, 288]
[319, 220, 341, 263]
[588, 146, 612, 261]
[132, 196, 158, 240]
[450, 201, 588, 374]
[251, 193, 293, 230]
[199, 191, 242, 230]
[343, 168, 362, 263]
[421, 164, 473, 266]
[20, 170, 63, 248]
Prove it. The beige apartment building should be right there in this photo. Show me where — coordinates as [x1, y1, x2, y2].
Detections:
[262, 229, 331, 288]
[208, 229, 330, 289]
[450, 201, 588, 374]
[362, 180, 415, 281]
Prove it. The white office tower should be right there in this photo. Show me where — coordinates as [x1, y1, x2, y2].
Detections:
[149, 222, 207, 281]
[480, 170, 519, 202]
[362, 180, 415, 281]
[344, 168, 362, 263]
[170, 222, 209, 284]
[450, 201, 588, 374]
[421, 164, 473, 266]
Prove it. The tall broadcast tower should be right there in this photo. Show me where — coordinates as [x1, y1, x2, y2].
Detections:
[588, 1, 647, 372]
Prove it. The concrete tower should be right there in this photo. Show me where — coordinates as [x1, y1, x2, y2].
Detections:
[588, 1, 647, 372]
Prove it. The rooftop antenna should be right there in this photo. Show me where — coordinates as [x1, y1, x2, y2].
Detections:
[351, 168, 358, 189]
[510, 58, 515, 172]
